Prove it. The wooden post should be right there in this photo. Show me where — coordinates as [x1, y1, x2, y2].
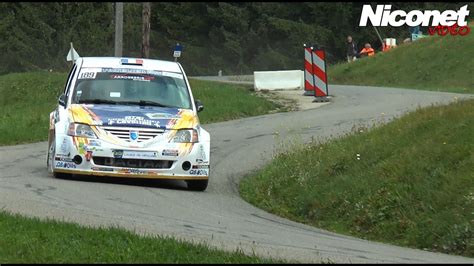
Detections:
[141, 2, 151, 58]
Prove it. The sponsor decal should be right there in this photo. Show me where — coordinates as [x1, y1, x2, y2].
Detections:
[162, 149, 179, 157]
[91, 167, 114, 172]
[78, 142, 87, 155]
[113, 150, 124, 158]
[145, 113, 180, 120]
[55, 156, 73, 162]
[100, 68, 184, 79]
[189, 169, 208, 176]
[73, 104, 188, 130]
[192, 165, 209, 169]
[84, 140, 102, 151]
[111, 74, 155, 81]
[196, 144, 207, 163]
[359, 4, 470, 36]
[88, 140, 102, 147]
[122, 150, 159, 159]
[55, 161, 76, 169]
[101, 68, 160, 75]
[57, 138, 69, 156]
[78, 71, 98, 79]
[107, 116, 161, 128]
[118, 168, 147, 175]
[85, 146, 103, 152]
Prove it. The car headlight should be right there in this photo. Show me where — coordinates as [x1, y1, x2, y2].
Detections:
[170, 129, 199, 143]
[67, 123, 97, 138]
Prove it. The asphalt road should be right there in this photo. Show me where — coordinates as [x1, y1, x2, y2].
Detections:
[1, 84, 473, 263]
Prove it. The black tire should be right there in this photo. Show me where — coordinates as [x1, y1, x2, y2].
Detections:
[53, 171, 73, 179]
[186, 179, 208, 191]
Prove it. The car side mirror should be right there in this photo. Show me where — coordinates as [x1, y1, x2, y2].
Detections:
[195, 100, 204, 113]
[58, 94, 66, 107]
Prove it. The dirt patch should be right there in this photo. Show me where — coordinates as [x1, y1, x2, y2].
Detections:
[255, 89, 331, 112]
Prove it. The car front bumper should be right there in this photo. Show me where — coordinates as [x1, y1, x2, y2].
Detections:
[53, 134, 210, 180]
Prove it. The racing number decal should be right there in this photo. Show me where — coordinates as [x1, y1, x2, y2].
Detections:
[79, 72, 97, 79]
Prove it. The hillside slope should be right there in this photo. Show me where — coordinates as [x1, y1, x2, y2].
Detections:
[242, 29, 474, 256]
[329, 27, 474, 94]
[241, 99, 474, 257]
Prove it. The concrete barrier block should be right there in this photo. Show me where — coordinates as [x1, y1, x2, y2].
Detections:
[254, 70, 303, 91]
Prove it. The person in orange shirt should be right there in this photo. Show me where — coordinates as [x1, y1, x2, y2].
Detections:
[359, 43, 375, 57]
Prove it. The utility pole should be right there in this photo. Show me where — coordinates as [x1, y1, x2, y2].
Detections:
[114, 2, 123, 57]
[373, 25, 384, 50]
[141, 2, 151, 58]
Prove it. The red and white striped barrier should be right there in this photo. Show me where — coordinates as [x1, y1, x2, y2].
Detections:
[303, 44, 329, 99]
[304, 45, 314, 95]
[311, 49, 328, 97]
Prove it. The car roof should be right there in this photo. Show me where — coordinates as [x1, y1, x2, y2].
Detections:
[79, 57, 182, 73]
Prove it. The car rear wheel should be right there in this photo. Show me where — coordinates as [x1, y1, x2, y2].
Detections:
[47, 139, 72, 179]
[186, 179, 208, 191]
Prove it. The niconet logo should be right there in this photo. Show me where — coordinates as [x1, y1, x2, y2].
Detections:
[359, 5, 471, 36]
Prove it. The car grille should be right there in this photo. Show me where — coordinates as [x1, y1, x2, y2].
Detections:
[93, 156, 174, 169]
[100, 126, 165, 143]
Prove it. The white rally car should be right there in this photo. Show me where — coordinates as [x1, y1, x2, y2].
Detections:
[47, 57, 210, 191]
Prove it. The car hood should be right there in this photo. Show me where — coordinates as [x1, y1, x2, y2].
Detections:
[68, 104, 198, 130]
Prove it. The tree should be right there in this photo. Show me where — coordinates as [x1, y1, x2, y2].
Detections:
[1, 2, 471, 75]
[141, 2, 151, 58]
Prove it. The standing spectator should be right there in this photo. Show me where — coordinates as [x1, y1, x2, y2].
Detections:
[359, 43, 375, 57]
[346, 35, 358, 62]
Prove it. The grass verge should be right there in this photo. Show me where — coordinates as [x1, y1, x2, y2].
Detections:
[0, 211, 280, 263]
[188, 79, 281, 123]
[240, 99, 474, 257]
[0, 72, 280, 146]
[328, 26, 474, 94]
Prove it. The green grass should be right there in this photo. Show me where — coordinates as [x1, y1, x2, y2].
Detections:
[0, 72, 65, 146]
[240, 99, 474, 257]
[0, 72, 279, 146]
[0, 211, 280, 263]
[189, 79, 279, 124]
[328, 27, 474, 94]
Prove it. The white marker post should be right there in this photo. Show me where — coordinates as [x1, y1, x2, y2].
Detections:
[66, 42, 80, 63]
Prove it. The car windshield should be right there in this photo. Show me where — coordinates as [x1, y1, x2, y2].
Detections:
[71, 68, 192, 109]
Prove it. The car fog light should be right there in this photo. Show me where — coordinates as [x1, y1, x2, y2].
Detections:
[182, 161, 191, 171]
[73, 155, 83, 165]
